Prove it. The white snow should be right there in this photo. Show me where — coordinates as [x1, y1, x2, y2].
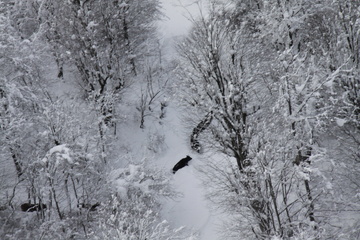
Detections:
[335, 117, 347, 127]
[48, 144, 68, 156]
[36, 2, 226, 237]
[155, 106, 224, 240]
[42, 144, 73, 165]
[116, 96, 224, 239]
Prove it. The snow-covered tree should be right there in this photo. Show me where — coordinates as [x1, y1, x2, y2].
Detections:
[177, 3, 275, 237]
[93, 162, 196, 240]
[178, 0, 360, 239]
[0, 3, 51, 187]
[38, 0, 161, 104]
[35, 0, 163, 162]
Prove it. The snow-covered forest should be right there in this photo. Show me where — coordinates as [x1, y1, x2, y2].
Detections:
[0, 0, 359, 239]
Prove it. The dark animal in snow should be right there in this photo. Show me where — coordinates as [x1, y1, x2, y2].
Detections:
[21, 203, 47, 212]
[78, 202, 100, 211]
[173, 155, 192, 174]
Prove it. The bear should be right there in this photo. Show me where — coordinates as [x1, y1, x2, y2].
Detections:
[173, 155, 192, 174]
[21, 203, 47, 212]
[77, 202, 100, 211]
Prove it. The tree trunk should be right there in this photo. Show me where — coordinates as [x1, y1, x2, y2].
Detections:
[9, 147, 23, 178]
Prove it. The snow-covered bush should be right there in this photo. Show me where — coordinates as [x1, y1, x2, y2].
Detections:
[1, 144, 192, 239]
[147, 131, 167, 154]
[92, 162, 195, 239]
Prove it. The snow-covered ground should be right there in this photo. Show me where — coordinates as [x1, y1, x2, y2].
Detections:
[150, 3, 225, 237]
[116, 93, 224, 239]
[156, 106, 223, 240]
[60, 2, 224, 237]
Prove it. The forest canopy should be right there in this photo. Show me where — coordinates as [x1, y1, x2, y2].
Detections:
[0, 0, 359, 239]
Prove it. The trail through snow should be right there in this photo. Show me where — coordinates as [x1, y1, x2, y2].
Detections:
[117, 79, 224, 239]
[155, 106, 223, 239]
[145, 3, 224, 237]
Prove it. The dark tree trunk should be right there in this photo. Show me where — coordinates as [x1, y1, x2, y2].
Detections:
[9, 147, 23, 178]
[190, 112, 213, 153]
